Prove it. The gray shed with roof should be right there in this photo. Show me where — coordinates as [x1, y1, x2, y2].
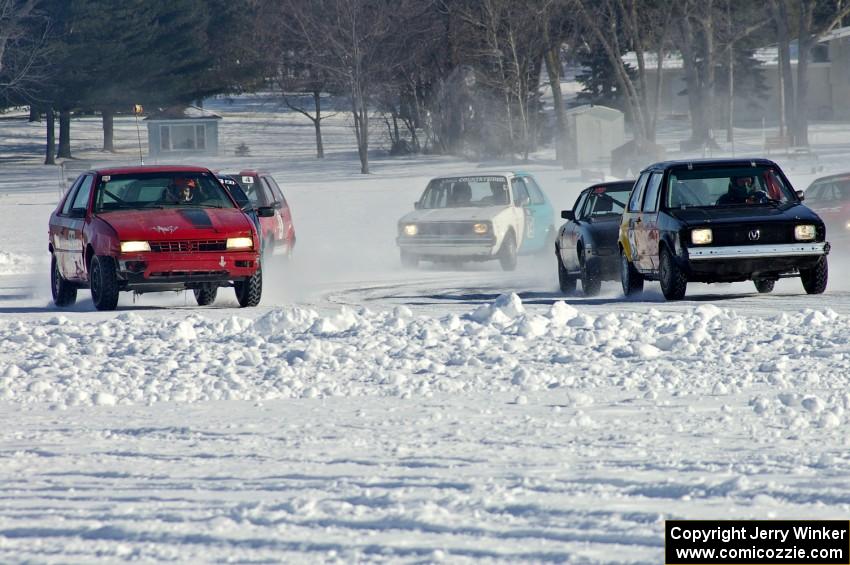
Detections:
[145, 106, 221, 158]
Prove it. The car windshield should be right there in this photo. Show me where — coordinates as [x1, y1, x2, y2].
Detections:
[806, 178, 850, 203]
[93, 172, 236, 212]
[665, 166, 796, 208]
[418, 176, 510, 209]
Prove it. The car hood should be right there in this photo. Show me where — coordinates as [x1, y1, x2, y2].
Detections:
[399, 207, 504, 223]
[98, 208, 253, 240]
[667, 204, 821, 226]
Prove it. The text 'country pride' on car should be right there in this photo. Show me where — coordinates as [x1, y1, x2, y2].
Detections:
[396, 172, 554, 270]
[49, 166, 263, 311]
[618, 158, 830, 300]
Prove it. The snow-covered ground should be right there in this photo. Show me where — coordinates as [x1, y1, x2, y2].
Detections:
[1, 98, 850, 563]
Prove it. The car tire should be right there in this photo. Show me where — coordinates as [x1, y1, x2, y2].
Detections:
[90, 255, 119, 311]
[51, 254, 77, 307]
[235, 268, 262, 307]
[801, 256, 828, 294]
[498, 232, 517, 271]
[659, 247, 687, 300]
[556, 248, 576, 294]
[620, 248, 644, 296]
[193, 285, 218, 306]
[754, 279, 775, 294]
[400, 250, 419, 269]
[579, 249, 601, 297]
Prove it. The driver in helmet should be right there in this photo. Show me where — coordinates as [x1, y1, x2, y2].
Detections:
[717, 175, 756, 205]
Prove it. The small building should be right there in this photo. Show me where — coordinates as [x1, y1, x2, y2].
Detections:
[145, 106, 221, 158]
[565, 104, 626, 167]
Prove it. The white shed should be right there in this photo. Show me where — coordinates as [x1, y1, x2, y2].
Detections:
[145, 105, 221, 158]
[564, 105, 625, 167]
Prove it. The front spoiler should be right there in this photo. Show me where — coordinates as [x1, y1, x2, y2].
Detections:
[687, 242, 829, 261]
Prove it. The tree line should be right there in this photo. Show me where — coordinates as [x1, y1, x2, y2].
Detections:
[1, 0, 848, 172]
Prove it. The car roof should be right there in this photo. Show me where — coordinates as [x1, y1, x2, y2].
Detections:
[432, 172, 515, 180]
[92, 165, 213, 175]
[808, 172, 850, 184]
[584, 180, 635, 192]
[641, 158, 779, 173]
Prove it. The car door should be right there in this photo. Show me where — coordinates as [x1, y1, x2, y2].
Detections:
[260, 176, 286, 241]
[510, 177, 530, 246]
[635, 172, 664, 271]
[560, 189, 590, 272]
[53, 174, 94, 281]
[519, 175, 553, 252]
[624, 172, 650, 271]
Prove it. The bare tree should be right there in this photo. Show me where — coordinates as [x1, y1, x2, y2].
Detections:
[0, 0, 50, 104]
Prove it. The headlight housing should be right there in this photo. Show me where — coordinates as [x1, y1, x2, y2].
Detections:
[402, 224, 418, 236]
[794, 224, 816, 241]
[120, 241, 150, 253]
[226, 237, 253, 250]
[472, 222, 490, 235]
[691, 228, 713, 245]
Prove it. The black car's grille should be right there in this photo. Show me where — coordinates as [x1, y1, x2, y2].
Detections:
[710, 224, 794, 246]
[416, 222, 478, 236]
[150, 240, 227, 253]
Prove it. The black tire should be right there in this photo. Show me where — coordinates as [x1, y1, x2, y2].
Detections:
[801, 256, 828, 294]
[754, 279, 775, 294]
[498, 232, 517, 271]
[578, 248, 601, 297]
[90, 255, 119, 311]
[51, 255, 77, 307]
[235, 268, 262, 307]
[620, 247, 644, 296]
[659, 247, 687, 300]
[556, 249, 576, 294]
[400, 250, 419, 269]
[193, 285, 218, 306]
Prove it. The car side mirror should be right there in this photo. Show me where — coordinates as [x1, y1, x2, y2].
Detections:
[68, 208, 86, 218]
[796, 190, 805, 201]
[414, 201, 421, 210]
[257, 206, 275, 217]
[561, 210, 575, 220]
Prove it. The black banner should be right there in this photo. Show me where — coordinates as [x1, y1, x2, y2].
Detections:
[665, 520, 850, 564]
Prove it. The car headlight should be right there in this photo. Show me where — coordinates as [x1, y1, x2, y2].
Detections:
[845, 220, 850, 231]
[794, 224, 816, 241]
[403, 224, 418, 236]
[120, 241, 150, 253]
[472, 222, 489, 235]
[226, 237, 253, 250]
[691, 228, 713, 245]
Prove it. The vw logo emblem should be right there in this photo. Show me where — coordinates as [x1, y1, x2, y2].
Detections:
[748, 229, 761, 241]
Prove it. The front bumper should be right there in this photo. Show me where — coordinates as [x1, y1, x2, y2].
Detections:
[117, 251, 260, 291]
[397, 236, 498, 258]
[682, 242, 829, 282]
[687, 242, 829, 260]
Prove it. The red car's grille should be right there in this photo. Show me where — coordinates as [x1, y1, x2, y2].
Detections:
[150, 240, 227, 253]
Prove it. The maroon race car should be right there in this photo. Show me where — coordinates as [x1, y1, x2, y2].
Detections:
[49, 165, 262, 311]
[222, 170, 296, 259]
[804, 173, 850, 244]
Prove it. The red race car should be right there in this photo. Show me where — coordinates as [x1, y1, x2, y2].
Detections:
[49, 165, 262, 311]
[804, 173, 850, 244]
[223, 170, 296, 259]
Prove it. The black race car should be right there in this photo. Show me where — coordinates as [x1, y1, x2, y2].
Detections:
[556, 180, 634, 296]
[618, 158, 830, 300]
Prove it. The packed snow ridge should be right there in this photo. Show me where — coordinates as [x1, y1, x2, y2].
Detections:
[2, 294, 848, 421]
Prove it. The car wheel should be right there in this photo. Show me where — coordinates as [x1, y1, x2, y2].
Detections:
[90, 255, 119, 311]
[498, 232, 517, 271]
[400, 250, 419, 269]
[579, 249, 601, 297]
[620, 247, 644, 296]
[800, 256, 828, 294]
[193, 285, 218, 306]
[754, 279, 775, 294]
[235, 268, 262, 307]
[659, 247, 687, 300]
[556, 249, 576, 294]
[51, 255, 77, 307]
